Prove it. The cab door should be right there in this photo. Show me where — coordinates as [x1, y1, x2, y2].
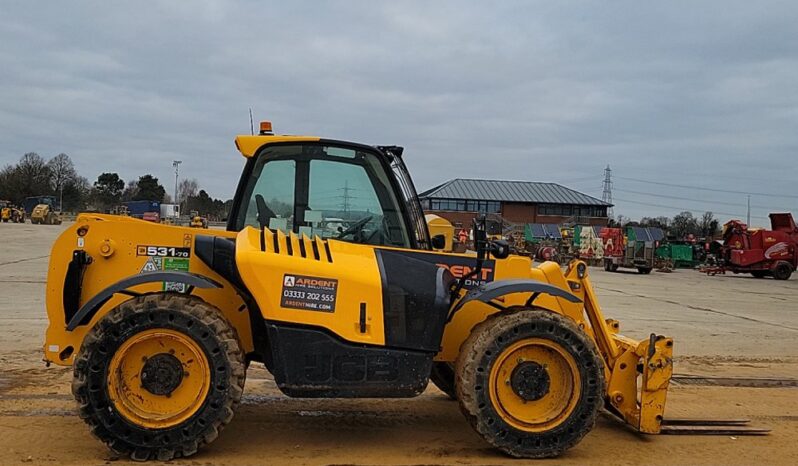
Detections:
[232, 142, 450, 350]
[230, 142, 453, 397]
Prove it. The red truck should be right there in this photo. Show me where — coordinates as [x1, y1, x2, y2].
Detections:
[718, 213, 797, 280]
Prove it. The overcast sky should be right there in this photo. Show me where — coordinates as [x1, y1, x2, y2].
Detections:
[1, 1, 796, 225]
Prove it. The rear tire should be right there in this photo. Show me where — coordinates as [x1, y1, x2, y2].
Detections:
[637, 267, 652, 274]
[609, 264, 618, 272]
[456, 308, 604, 458]
[72, 293, 245, 461]
[429, 362, 457, 400]
[772, 262, 793, 280]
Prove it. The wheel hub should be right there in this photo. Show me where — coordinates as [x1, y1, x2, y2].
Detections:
[140, 353, 185, 396]
[510, 361, 550, 401]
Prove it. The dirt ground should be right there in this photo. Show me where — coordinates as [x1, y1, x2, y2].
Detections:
[1, 221, 796, 465]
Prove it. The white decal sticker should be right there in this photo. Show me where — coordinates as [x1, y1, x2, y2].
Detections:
[140, 256, 162, 273]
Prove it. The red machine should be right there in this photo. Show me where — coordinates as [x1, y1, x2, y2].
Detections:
[601, 228, 625, 258]
[599, 227, 657, 274]
[713, 213, 797, 280]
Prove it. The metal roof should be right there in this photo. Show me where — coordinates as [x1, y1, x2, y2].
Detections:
[419, 178, 611, 206]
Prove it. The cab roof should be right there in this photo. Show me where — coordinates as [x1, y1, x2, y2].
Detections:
[234, 134, 402, 161]
[234, 135, 321, 158]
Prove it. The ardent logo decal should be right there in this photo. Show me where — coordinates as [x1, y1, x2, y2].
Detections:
[435, 263, 494, 281]
[280, 274, 338, 312]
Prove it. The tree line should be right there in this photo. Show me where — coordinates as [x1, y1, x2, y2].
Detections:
[0, 152, 231, 219]
[612, 211, 720, 239]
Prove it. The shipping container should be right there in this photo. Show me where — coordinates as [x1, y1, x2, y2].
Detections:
[122, 200, 161, 217]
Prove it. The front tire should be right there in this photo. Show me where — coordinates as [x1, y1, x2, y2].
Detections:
[456, 309, 604, 458]
[772, 262, 793, 280]
[72, 293, 245, 461]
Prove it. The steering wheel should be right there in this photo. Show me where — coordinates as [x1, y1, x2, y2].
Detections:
[337, 215, 373, 240]
[255, 194, 277, 229]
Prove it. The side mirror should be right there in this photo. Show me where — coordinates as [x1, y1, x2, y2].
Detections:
[431, 234, 447, 250]
[489, 240, 511, 259]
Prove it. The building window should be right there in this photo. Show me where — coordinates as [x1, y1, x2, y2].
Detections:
[424, 198, 501, 213]
[538, 204, 607, 217]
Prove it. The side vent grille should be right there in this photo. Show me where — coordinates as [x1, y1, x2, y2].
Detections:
[262, 229, 333, 263]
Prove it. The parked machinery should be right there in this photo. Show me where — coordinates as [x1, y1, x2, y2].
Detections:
[24, 195, 57, 216]
[30, 203, 62, 225]
[11, 205, 25, 223]
[0, 200, 10, 222]
[1, 201, 26, 223]
[601, 226, 663, 274]
[189, 211, 209, 229]
[656, 241, 704, 269]
[707, 213, 797, 280]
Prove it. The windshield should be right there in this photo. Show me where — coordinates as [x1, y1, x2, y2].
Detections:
[231, 143, 414, 248]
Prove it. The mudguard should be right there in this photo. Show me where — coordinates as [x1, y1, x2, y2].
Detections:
[65, 271, 222, 331]
[448, 278, 581, 319]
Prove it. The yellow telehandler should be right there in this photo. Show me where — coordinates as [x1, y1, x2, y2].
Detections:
[43, 122, 765, 461]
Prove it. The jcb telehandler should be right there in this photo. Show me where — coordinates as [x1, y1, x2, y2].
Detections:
[44, 122, 764, 461]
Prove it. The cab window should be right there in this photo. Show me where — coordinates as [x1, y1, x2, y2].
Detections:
[241, 159, 295, 232]
[233, 143, 412, 248]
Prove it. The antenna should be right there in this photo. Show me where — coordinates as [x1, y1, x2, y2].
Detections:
[602, 165, 613, 219]
[249, 108, 254, 135]
[747, 195, 751, 225]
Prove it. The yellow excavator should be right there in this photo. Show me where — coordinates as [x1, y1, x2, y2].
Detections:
[42, 122, 766, 461]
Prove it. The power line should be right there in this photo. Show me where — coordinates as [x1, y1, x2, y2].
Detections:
[615, 175, 798, 199]
[613, 187, 791, 210]
[613, 196, 770, 220]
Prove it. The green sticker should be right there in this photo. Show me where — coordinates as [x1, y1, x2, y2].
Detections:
[162, 258, 190, 292]
[163, 257, 190, 271]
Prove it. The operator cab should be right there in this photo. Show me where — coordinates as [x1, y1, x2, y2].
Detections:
[228, 128, 430, 251]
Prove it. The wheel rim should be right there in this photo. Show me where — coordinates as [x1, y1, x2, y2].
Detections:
[107, 328, 211, 429]
[489, 338, 581, 432]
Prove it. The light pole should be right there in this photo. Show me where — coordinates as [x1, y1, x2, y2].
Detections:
[173, 160, 182, 217]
